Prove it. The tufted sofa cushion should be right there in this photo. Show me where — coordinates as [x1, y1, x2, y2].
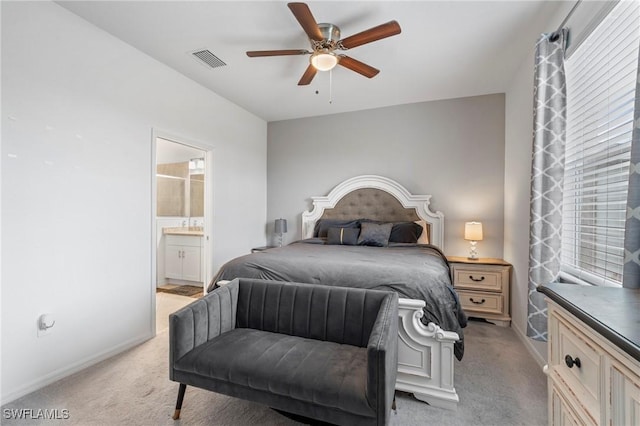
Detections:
[236, 278, 388, 348]
[174, 328, 372, 417]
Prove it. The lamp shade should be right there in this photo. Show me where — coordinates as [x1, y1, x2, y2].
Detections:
[464, 222, 483, 241]
[275, 218, 287, 234]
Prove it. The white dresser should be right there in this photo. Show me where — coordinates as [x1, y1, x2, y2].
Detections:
[539, 284, 640, 426]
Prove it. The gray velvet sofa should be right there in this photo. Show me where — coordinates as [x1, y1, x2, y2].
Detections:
[169, 277, 399, 425]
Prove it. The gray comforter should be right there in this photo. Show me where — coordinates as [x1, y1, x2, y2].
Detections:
[208, 240, 466, 360]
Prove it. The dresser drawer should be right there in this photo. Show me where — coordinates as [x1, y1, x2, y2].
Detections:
[456, 290, 503, 315]
[550, 314, 603, 423]
[551, 384, 594, 426]
[452, 265, 504, 292]
[543, 291, 640, 426]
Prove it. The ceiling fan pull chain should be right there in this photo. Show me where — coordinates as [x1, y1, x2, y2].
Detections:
[329, 69, 333, 104]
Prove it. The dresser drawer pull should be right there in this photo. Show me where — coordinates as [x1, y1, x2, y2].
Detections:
[564, 355, 581, 369]
[469, 275, 485, 282]
[469, 297, 486, 305]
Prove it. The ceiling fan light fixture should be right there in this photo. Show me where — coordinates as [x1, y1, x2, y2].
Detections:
[310, 50, 338, 71]
[246, 2, 402, 86]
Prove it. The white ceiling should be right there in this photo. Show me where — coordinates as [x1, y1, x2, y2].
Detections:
[58, 1, 565, 122]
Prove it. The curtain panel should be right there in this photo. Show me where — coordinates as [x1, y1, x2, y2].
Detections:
[526, 29, 567, 341]
[623, 48, 640, 289]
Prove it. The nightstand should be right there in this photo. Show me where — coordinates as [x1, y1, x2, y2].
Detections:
[251, 246, 276, 253]
[447, 256, 511, 327]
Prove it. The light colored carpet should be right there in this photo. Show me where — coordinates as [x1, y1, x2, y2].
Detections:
[155, 292, 196, 333]
[2, 309, 547, 425]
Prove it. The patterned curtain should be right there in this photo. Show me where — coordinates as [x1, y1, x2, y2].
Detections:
[526, 29, 568, 341]
[623, 48, 640, 289]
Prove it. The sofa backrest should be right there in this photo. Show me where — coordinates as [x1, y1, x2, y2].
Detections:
[235, 278, 391, 348]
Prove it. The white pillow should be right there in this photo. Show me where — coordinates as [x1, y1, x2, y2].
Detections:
[414, 220, 430, 245]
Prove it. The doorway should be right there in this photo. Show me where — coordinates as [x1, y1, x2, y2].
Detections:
[153, 135, 211, 333]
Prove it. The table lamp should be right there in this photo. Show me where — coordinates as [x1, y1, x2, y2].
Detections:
[464, 221, 483, 260]
[275, 218, 287, 247]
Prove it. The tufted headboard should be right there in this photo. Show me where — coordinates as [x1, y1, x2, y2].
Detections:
[301, 175, 444, 248]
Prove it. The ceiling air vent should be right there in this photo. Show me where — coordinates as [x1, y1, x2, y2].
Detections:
[192, 49, 227, 69]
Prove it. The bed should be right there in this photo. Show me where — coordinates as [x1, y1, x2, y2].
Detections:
[208, 175, 464, 409]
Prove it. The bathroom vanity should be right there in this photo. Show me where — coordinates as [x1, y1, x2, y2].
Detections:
[163, 228, 204, 283]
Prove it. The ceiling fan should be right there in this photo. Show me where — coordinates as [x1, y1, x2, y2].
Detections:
[246, 2, 401, 86]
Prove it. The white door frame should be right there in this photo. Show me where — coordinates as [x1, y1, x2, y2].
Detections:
[150, 128, 214, 336]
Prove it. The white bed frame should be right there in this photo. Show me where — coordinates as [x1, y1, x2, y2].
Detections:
[302, 175, 460, 410]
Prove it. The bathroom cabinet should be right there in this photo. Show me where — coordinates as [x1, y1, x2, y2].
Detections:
[165, 235, 202, 282]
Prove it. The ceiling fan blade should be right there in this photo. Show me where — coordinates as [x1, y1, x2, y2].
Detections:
[246, 49, 309, 57]
[339, 20, 401, 49]
[288, 2, 323, 41]
[337, 55, 380, 78]
[298, 64, 317, 85]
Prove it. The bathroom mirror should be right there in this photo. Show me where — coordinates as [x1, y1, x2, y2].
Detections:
[157, 158, 204, 218]
[189, 172, 204, 217]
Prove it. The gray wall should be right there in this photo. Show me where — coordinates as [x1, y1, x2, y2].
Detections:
[267, 94, 505, 258]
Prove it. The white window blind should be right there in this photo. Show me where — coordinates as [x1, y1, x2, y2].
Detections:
[562, 0, 640, 287]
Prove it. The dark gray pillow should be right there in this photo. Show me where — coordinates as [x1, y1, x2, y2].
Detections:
[357, 222, 393, 247]
[389, 222, 424, 243]
[314, 219, 361, 238]
[327, 227, 360, 245]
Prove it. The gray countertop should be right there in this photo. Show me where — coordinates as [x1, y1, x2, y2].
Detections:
[538, 283, 640, 363]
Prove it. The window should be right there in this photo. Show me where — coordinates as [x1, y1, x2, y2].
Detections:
[561, 0, 640, 286]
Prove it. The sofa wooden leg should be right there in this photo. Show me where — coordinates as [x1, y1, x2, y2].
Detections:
[392, 396, 397, 414]
[172, 383, 187, 420]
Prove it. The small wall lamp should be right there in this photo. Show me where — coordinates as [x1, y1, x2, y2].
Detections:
[275, 218, 288, 247]
[464, 222, 483, 260]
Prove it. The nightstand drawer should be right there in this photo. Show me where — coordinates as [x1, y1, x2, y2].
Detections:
[447, 258, 511, 326]
[453, 266, 503, 292]
[457, 290, 503, 315]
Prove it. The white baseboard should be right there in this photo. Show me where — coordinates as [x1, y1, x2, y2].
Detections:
[1, 332, 153, 406]
[511, 320, 547, 369]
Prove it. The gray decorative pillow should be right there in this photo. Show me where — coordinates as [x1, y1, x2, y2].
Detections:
[357, 222, 393, 247]
[314, 219, 361, 238]
[327, 227, 359, 245]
